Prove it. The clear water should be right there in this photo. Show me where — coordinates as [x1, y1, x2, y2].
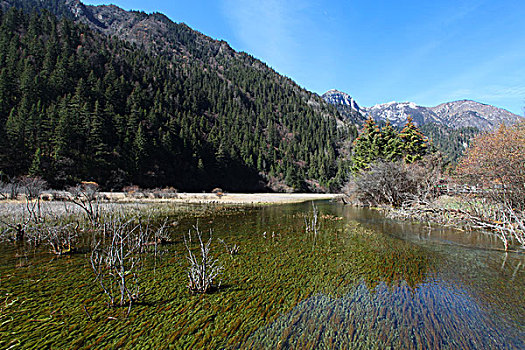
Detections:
[239, 202, 525, 349]
[0, 201, 523, 349]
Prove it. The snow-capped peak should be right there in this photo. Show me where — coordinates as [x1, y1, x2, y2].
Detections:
[323, 90, 523, 130]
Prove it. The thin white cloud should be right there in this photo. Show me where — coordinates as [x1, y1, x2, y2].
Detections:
[479, 86, 525, 99]
[437, 0, 486, 28]
[221, 0, 311, 71]
[406, 39, 525, 113]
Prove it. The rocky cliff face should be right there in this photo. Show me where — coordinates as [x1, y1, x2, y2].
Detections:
[321, 90, 366, 124]
[63, 0, 234, 60]
[323, 90, 523, 130]
[322, 89, 361, 112]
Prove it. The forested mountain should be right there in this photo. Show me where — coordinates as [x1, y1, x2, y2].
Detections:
[0, 1, 354, 192]
[419, 124, 479, 164]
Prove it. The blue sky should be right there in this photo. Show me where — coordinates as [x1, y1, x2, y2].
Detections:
[84, 0, 525, 115]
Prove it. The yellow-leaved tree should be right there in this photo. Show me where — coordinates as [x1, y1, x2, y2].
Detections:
[457, 122, 525, 209]
[456, 121, 525, 250]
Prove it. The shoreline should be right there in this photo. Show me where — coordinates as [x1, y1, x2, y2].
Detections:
[100, 192, 344, 205]
[0, 192, 343, 206]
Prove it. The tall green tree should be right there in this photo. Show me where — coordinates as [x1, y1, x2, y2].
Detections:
[380, 121, 404, 161]
[351, 117, 383, 171]
[351, 116, 430, 172]
[399, 116, 428, 163]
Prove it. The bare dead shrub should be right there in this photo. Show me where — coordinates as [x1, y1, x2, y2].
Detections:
[122, 185, 147, 199]
[152, 218, 171, 246]
[345, 157, 442, 208]
[0, 220, 29, 242]
[68, 182, 102, 225]
[218, 238, 240, 256]
[90, 214, 169, 313]
[0, 179, 50, 244]
[151, 187, 178, 199]
[184, 224, 223, 293]
[0, 178, 21, 200]
[0, 180, 8, 200]
[460, 200, 525, 251]
[19, 176, 48, 201]
[347, 161, 416, 207]
[406, 153, 443, 205]
[122, 185, 140, 194]
[16, 176, 49, 226]
[90, 216, 149, 312]
[162, 187, 178, 198]
[42, 223, 80, 255]
[0, 202, 80, 254]
[304, 202, 320, 236]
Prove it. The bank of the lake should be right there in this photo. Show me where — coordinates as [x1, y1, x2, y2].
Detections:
[101, 192, 343, 204]
[372, 195, 525, 253]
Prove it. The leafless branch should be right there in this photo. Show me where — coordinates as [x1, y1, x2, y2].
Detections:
[184, 223, 223, 293]
[68, 182, 102, 226]
[90, 215, 152, 311]
[304, 202, 320, 237]
[42, 222, 80, 255]
[218, 238, 240, 256]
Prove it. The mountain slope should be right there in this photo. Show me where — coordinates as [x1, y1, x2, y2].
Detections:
[364, 100, 522, 131]
[429, 100, 522, 130]
[0, 2, 353, 191]
[322, 90, 523, 131]
[365, 101, 441, 127]
[321, 89, 366, 125]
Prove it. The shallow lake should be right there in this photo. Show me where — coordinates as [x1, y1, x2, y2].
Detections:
[0, 201, 523, 349]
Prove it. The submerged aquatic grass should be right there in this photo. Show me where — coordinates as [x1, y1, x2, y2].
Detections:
[0, 202, 522, 349]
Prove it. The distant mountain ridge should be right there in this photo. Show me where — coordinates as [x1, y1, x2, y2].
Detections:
[323, 90, 523, 131]
[428, 100, 522, 130]
[63, 0, 234, 60]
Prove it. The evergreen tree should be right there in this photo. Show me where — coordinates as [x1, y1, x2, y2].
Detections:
[133, 123, 148, 171]
[380, 121, 404, 161]
[351, 117, 383, 171]
[28, 147, 43, 177]
[0, 6, 350, 192]
[351, 116, 431, 172]
[399, 116, 428, 163]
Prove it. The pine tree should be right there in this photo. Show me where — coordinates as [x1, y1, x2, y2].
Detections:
[285, 164, 301, 191]
[133, 123, 148, 171]
[351, 116, 383, 171]
[28, 147, 43, 177]
[399, 116, 428, 163]
[53, 96, 75, 160]
[380, 121, 404, 161]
